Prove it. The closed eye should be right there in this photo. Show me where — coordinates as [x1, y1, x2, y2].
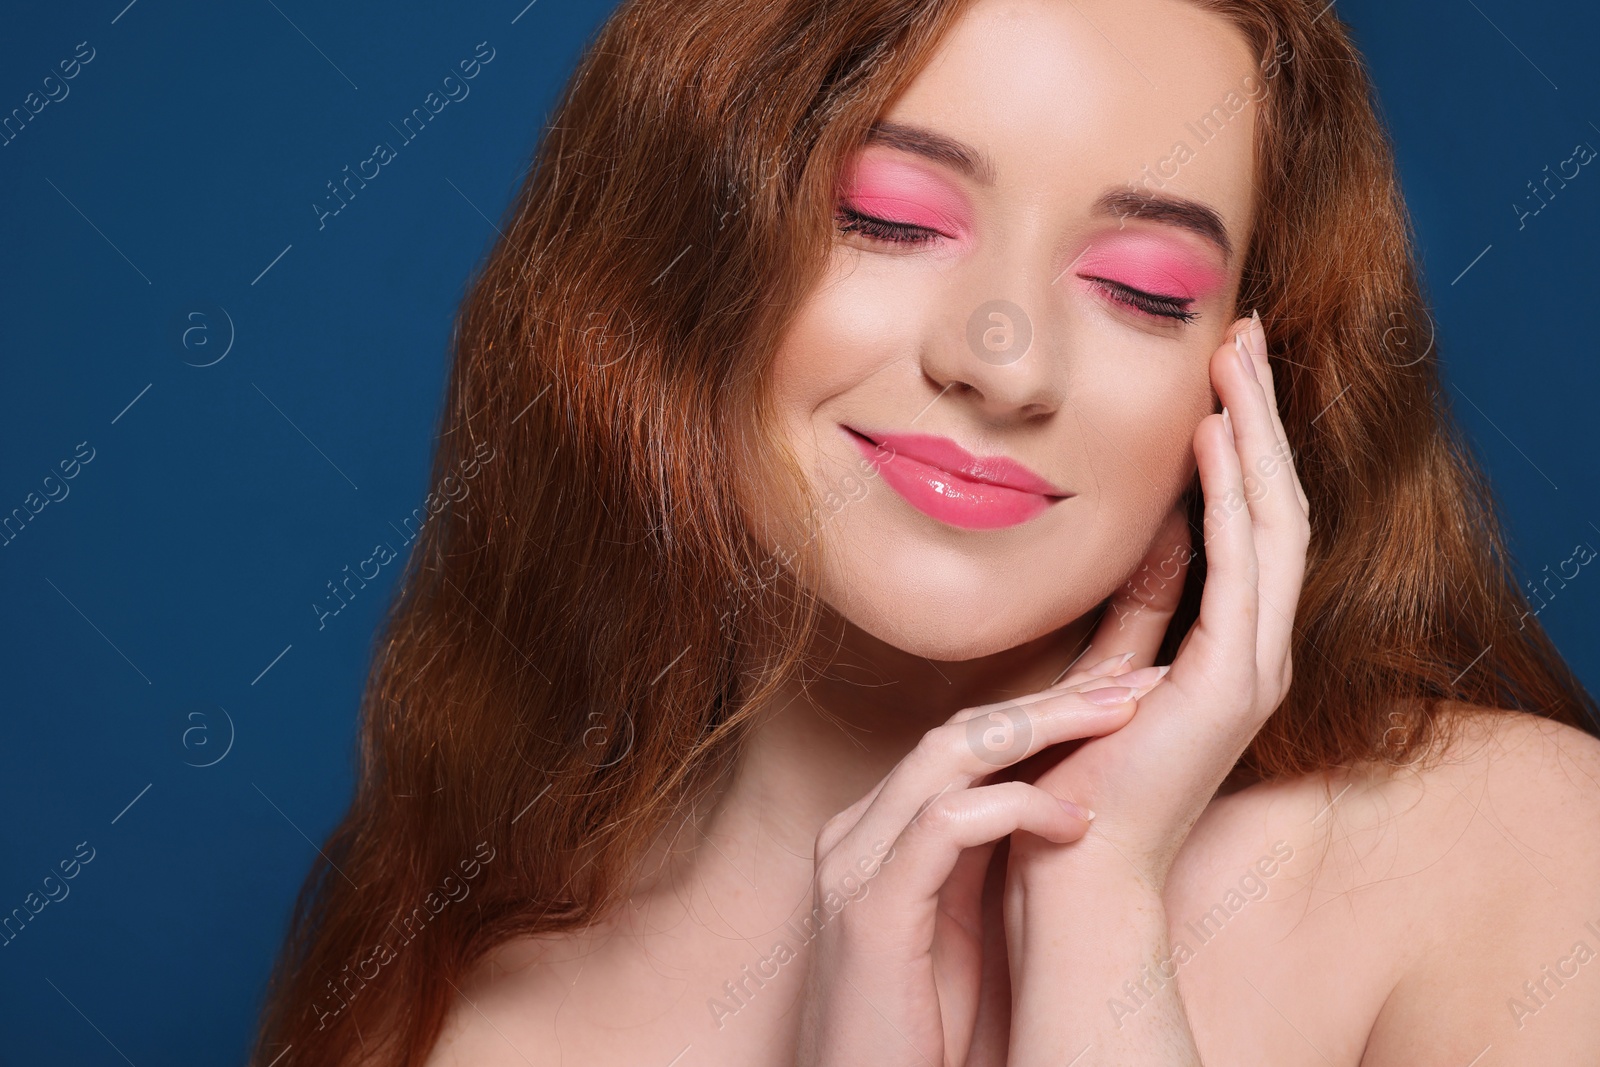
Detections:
[835, 205, 943, 246]
[1082, 276, 1197, 324]
[834, 205, 1198, 324]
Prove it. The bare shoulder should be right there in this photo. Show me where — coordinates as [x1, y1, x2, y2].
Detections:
[1184, 705, 1600, 890]
[421, 899, 749, 1067]
[422, 928, 615, 1067]
[1354, 706, 1600, 1064]
[421, 828, 787, 1067]
[1167, 705, 1600, 1065]
[1344, 705, 1600, 908]
[1326, 704, 1600, 860]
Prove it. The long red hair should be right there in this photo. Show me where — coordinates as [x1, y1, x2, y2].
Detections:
[251, 0, 1599, 1062]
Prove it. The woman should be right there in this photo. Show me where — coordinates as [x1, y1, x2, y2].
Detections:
[251, 0, 1600, 1062]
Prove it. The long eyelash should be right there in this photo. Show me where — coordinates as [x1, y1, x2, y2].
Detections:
[1086, 277, 1198, 324]
[834, 205, 941, 246]
[833, 209, 1196, 324]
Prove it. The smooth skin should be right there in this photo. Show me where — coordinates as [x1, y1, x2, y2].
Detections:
[790, 309, 1306, 1066]
[426, 0, 1600, 1063]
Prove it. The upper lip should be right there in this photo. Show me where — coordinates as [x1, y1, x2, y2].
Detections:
[845, 426, 1072, 497]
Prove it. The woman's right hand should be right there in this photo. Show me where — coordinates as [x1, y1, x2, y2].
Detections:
[793, 663, 1166, 1067]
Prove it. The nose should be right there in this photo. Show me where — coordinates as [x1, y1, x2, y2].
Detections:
[918, 250, 1067, 423]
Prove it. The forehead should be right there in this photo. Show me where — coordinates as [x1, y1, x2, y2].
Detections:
[878, 0, 1261, 251]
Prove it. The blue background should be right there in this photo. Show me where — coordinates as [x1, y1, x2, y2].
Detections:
[1, 0, 1596, 1061]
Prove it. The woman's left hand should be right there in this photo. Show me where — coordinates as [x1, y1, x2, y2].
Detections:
[999, 312, 1311, 1064]
[1014, 310, 1310, 888]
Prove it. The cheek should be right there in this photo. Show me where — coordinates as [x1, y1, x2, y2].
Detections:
[769, 262, 923, 422]
[1075, 362, 1211, 494]
[760, 275, 909, 524]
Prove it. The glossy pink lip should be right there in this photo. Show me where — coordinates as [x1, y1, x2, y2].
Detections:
[844, 426, 1071, 530]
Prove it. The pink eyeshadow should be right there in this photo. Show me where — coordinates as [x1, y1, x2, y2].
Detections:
[1073, 232, 1225, 301]
[837, 155, 971, 236]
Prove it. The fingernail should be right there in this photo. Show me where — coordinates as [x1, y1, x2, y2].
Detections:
[1080, 650, 1134, 676]
[1081, 685, 1135, 706]
[1108, 650, 1137, 670]
[1133, 666, 1171, 696]
[1059, 797, 1095, 821]
[1248, 308, 1266, 358]
[1235, 331, 1258, 383]
[1221, 407, 1234, 438]
[1068, 652, 1135, 686]
[1117, 665, 1166, 689]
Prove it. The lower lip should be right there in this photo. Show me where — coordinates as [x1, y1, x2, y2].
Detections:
[847, 430, 1062, 530]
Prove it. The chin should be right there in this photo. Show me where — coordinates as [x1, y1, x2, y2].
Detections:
[861, 617, 1044, 662]
[818, 551, 1093, 662]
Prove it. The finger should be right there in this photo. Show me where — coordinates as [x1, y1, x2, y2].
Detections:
[994, 669, 1172, 787]
[1052, 649, 1138, 689]
[937, 838, 1000, 937]
[1034, 664, 1168, 702]
[1185, 408, 1259, 677]
[815, 686, 1134, 854]
[1218, 321, 1302, 538]
[1057, 665, 1169, 696]
[1097, 506, 1192, 671]
[1050, 506, 1192, 684]
[836, 781, 1092, 908]
[963, 841, 1013, 1067]
[1243, 311, 1309, 518]
[1222, 319, 1311, 672]
[930, 838, 1002, 1058]
[825, 689, 1137, 866]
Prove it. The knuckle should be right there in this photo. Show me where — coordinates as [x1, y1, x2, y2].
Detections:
[912, 726, 958, 766]
[814, 813, 851, 859]
[941, 705, 969, 728]
[998, 781, 1043, 811]
[910, 793, 961, 835]
[813, 856, 850, 895]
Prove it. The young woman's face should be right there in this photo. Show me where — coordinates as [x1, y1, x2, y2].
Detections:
[763, 0, 1262, 660]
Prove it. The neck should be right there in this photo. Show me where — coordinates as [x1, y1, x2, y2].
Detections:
[718, 607, 1098, 864]
[617, 606, 1099, 935]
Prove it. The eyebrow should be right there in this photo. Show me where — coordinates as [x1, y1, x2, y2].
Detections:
[862, 120, 1236, 261]
[1092, 189, 1234, 262]
[865, 120, 999, 185]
